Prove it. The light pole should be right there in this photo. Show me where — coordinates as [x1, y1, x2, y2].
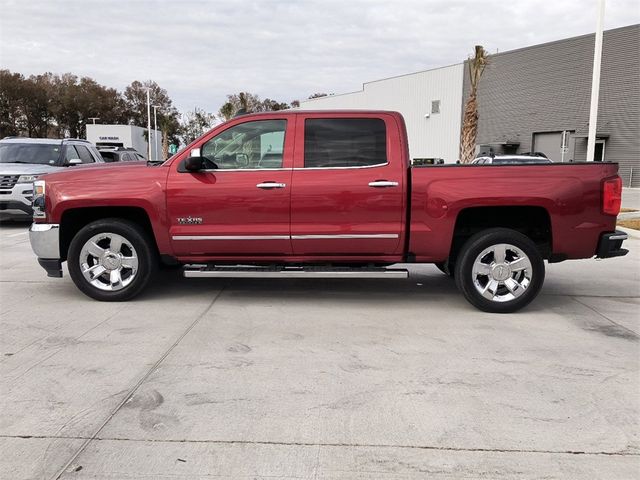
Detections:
[88, 117, 100, 124]
[152, 105, 161, 161]
[146, 89, 152, 161]
[586, 0, 605, 162]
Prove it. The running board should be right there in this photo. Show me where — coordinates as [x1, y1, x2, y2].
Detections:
[183, 264, 409, 279]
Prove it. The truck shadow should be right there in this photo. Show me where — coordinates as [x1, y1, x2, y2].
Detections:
[140, 267, 553, 315]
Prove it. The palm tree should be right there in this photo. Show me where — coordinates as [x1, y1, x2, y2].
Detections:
[459, 45, 489, 163]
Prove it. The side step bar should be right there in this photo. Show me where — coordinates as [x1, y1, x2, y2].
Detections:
[183, 264, 409, 279]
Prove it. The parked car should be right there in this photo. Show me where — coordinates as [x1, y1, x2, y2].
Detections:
[472, 154, 552, 165]
[0, 137, 103, 219]
[98, 147, 147, 163]
[28, 111, 627, 312]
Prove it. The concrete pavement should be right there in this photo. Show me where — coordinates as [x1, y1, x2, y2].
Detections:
[0, 221, 638, 479]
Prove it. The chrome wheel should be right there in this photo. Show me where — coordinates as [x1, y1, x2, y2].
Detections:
[471, 243, 533, 303]
[79, 232, 139, 291]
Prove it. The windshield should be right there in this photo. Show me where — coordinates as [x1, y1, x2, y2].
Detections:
[0, 143, 62, 165]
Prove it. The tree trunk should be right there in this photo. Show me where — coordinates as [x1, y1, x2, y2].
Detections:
[459, 45, 488, 164]
[162, 130, 169, 160]
[459, 92, 479, 163]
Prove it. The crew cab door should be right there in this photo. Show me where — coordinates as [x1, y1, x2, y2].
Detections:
[166, 117, 293, 256]
[290, 113, 406, 255]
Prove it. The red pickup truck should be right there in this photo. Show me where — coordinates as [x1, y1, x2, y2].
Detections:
[29, 110, 628, 312]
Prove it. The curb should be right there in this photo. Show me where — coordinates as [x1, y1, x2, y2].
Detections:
[616, 226, 640, 239]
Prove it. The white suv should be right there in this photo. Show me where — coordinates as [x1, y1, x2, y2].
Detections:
[0, 137, 103, 219]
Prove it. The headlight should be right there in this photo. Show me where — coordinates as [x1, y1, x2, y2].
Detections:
[18, 174, 39, 183]
[32, 180, 46, 219]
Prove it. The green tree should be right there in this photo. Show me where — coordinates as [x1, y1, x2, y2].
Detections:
[178, 108, 216, 146]
[123, 80, 180, 147]
[0, 70, 27, 137]
[217, 91, 291, 121]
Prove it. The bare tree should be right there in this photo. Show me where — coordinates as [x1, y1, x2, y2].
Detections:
[459, 45, 489, 163]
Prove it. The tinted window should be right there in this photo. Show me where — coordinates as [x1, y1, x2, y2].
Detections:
[100, 151, 117, 162]
[304, 118, 387, 168]
[0, 143, 61, 165]
[202, 119, 286, 169]
[75, 145, 95, 163]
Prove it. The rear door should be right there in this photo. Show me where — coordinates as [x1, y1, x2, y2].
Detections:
[290, 113, 405, 256]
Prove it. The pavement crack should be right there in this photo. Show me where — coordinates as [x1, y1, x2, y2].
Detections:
[48, 287, 226, 480]
[4, 434, 638, 457]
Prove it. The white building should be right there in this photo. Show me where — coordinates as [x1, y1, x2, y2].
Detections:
[85, 124, 162, 160]
[299, 63, 464, 163]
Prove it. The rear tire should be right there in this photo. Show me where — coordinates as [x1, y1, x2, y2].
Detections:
[454, 228, 544, 313]
[67, 219, 156, 301]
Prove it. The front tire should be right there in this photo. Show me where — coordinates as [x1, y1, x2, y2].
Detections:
[67, 219, 156, 301]
[454, 228, 545, 313]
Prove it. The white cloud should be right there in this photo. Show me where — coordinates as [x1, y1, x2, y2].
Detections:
[1, 0, 638, 114]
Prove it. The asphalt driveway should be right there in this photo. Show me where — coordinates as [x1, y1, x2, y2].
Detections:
[1, 221, 638, 479]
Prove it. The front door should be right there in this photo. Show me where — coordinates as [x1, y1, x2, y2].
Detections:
[290, 114, 405, 256]
[166, 118, 293, 257]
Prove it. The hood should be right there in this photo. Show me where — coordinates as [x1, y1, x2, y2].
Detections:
[41, 160, 159, 183]
[0, 163, 67, 176]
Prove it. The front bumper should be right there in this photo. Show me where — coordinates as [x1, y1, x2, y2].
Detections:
[0, 183, 34, 217]
[29, 223, 62, 277]
[596, 230, 629, 259]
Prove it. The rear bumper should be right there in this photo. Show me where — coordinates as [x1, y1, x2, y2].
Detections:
[29, 223, 63, 277]
[596, 230, 629, 259]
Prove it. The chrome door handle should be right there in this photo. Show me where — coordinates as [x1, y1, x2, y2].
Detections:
[256, 182, 286, 189]
[368, 180, 399, 188]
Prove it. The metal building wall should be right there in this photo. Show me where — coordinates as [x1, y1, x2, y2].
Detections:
[299, 64, 464, 163]
[463, 24, 640, 187]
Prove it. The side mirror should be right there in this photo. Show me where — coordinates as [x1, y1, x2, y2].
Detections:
[67, 158, 82, 166]
[184, 156, 204, 172]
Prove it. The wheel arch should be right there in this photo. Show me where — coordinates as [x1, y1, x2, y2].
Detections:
[449, 206, 552, 265]
[59, 207, 158, 262]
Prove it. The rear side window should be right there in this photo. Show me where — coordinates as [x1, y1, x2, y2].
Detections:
[75, 145, 95, 163]
[100, 151, 117, 162]
[304, 118, 387, 168]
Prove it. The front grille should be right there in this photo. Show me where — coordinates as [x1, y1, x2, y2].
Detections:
[0, 175, 20, 190]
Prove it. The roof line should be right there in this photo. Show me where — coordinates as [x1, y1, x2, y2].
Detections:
[487, 23, 639, 59]
[304, 62, 463, 102]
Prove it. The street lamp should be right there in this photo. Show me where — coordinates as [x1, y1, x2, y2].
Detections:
[146, 89, 152, 161]
[152, 105, 161, 161]
[88, 117, 100, 124]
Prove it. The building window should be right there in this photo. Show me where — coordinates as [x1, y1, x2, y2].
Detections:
[594, 140, 606, 162]
[431, 100, 440, 114]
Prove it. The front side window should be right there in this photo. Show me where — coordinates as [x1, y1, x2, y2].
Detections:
[201, 119, 287, 169]
[64, 145, 81, 162]
[304, 118, 387, 168]
[75, 145, 95, 163]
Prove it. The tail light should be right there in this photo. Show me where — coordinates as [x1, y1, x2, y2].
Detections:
[602, 176, 622, 216]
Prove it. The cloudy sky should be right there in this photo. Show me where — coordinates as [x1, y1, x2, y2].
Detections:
[1, 0, 638, 114]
